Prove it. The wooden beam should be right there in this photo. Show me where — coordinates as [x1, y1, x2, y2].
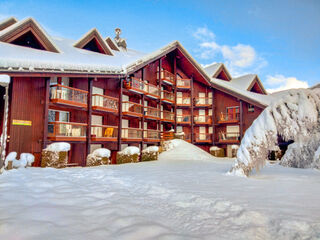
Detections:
[211, 89, 215, 145]
[158, 59, 162, 133]
[240, 100, 243, 140]
[42, 77, 50, 149]
[117, 77, 124, 151]
[141, 68, 145, 153]
[191, 76, 194, 144]
[85, 77, 93, 166]
[173, 55, 177, 132]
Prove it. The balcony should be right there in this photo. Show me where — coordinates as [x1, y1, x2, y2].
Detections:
[50, 84, 88, 108]
[124, 77, 146, 94]
[194, 97, 211, 107]
[144, 106, 160, 120]
[161, 110, 174, 122]
[144, 129, 161, 142]
[122, 101, 144, 117]
[161, 90, 174, 104]
[194, 115, 212, 125]
[218, 112, 240, 124]
[218, 132, 240, 143]
[48, 121, 87, 141]
[91, 125, 118, 142]
[195, 133, 212, 143]
[176, 115, 191, 124]
[160, 69, 175, 85]
[92, 94, 118, 113]
[176, 78, 191, 89]
[176, 96, 191, 107]
[146, 83, 160, 99]
[121, 128, 143, 141]
[184, 133, 192, 142]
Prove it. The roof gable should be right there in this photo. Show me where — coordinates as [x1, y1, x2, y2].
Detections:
[105, 36, 120, 51]
[74, 28, 113, 56]
[0, 17, 60, 53]
[247, 75, 267, 94]
[204, 63, 232, 81]
[0, 17, 18, 31]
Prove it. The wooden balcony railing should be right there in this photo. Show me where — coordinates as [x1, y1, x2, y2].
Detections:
[195, 133, 212, 143]
[161, 131, 174, 141]
[176, 96, 191, 106]
[91, 125, 118, 141]
[194, 115, 212, 124]
[176, 115, 191, 124]
[144, 129, 161, 142]
[92, 94, 118, 113]
[121, 128, 143, 141]
[50, 84, 88, 108]
[161, 90, 175, 104]
[144, 106, 160, 120]
[122, 101, 144, 117]
[160, 69, 175, 85]
[218, 132, 240, 143]
[48, 121, 87, 141]
[194, 97, 212, 107]
[176, 79, 191, 89]
[218, 112, 240, 123]
[124, 77, 146, 94]
[161, 110, 175, 122]
[146, 83, 160, 99]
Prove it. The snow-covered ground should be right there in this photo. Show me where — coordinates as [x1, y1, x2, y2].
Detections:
[0, 141, 320, 239]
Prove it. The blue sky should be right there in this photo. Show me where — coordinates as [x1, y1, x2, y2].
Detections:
[0, 0, 319, 91]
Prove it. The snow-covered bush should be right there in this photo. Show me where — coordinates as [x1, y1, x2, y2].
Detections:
[4, 152, 34, 169]
[86, 148, 111, 166]
[141, 146, 159, 162]
[20, 153, 35, 167]
[210, 146, 224, 157]
[230, 88, 320, 177]
[116, 146, 140, 164]
[41, 142, 71, 168]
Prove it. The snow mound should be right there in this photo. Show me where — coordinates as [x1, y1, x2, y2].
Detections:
[92, 148, 110, 158]
[20, 153, 35, 167]
[210, 146, 220, 151]
[45, 142, 70, 152]
[4, 152, 34, 168]
[230, 88, 320, 176]
[159, 139, 215, 161]
[142, 146, 159, 153]
[120, 146, 140, 155]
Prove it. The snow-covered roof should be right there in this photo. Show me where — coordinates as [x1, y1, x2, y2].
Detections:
[231, 74, 267, 94]
[0, 17, 18, 31]
[203, 62, 232, 80]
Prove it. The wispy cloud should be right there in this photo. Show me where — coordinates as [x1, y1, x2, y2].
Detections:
[192, 26, 267, 77]
[266, 74, 309, 93]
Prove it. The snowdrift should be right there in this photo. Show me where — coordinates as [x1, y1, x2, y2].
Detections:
[159, 139, 215, 161]
[230, 88, 320, 177]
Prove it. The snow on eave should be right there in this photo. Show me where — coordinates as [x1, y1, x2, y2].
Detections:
[0, 17, 18, 31]
[73, 28, 113, 56]
[0, 74, 10, 86]
[0, 17, 61, 53]
[105, 36, 120, 51]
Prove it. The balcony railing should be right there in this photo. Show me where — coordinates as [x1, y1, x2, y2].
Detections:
[160, 69, 175, 85]
[144, 129, 161, 142]
[124, 77, 145, 94]
[218, 132, 240, 143]
[122, 101, 144, 117]
[161, 110, 175, 122]
[144, 106, 160, 120]
[161, 90, 174, 104]
[195, 133, 212, 143]
[121, 128, 143, 141]
[50, 84, 88, 108]
[146, 83, 160, 99]
[194, 115, 212, 124]
[176, 115, 191, 124]
[176, 96, 191, 106]
[195, 97, 212, 107]
[92, 94, 118, 113]
[218, 112, 240, 123]
[91, 125, 118, 141]
[176, 78, 191, 89]
[48, 121, 87, 141]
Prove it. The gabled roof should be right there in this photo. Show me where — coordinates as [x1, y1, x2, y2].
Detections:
[74, 28, 113, 56]
[231, 74, 267, 94]
[204, 62, 232, 80]
[105, 36, 120, 51]
[0, 17, 60, 53]
[0, 17, 18, 31]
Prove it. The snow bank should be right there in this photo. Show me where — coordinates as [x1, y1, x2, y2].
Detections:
[159, 139, 214, 161]
[142, 146, 159, 153]
[4, 152, 34, 168]
[45, 142, 70, 152]
[20, 153, 35, 167]
[230, 88, 320, 176]
[120, 146, 140, 155]
[92, 148, 111, 158]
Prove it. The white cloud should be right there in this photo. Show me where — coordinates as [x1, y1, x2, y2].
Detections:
[193, 26, 267, 77]
[266, 74, 309, 93]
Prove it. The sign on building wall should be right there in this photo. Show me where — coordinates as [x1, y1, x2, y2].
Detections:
[12, 120, 32, 126]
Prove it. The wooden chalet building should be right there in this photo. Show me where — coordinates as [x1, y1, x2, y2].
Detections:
[0, 17, 270, 166]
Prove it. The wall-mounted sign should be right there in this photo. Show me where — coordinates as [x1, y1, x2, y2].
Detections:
[12, 119, 32, 126]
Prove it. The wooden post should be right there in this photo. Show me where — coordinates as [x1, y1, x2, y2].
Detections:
[158, 59, 162, 134]
[85, 77, 93, 166]
[191, 76, 194, 144]
[173, 55, 177, 132]
[118, 77, 124, 151]
[42, 77, 50, 149]
[240, 100, 243, 140]
[141, 68, 145, 152]
[211, 89, 215, 145]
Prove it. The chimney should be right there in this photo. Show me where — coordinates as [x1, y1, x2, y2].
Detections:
[114, 28, 127, 51]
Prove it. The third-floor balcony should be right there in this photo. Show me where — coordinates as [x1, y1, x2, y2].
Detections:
[218, 112, 240, 124]
[144, 106, 160, 120]
[92, 94, 118, 113]
[50, 84, 88, 108]
[122, 101, 144, 117]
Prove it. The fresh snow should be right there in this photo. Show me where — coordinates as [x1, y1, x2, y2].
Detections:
[0, 74, 10, 85]
[45, 142, 71, 152]
[142, 146, 159, 153]
[92, 148, 111, 158]
[120, 146, 140, 155]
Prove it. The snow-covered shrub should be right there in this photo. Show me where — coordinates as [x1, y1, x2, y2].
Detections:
[231, 145, 239, 158]
[161, 139, 181, 152]
[210, 146, 225, 157]
[230, 88, 320, 177]
[86, 148, 111, 166]
[20, 153, 35, 167]
[41, 142, 71, 168]
[4, 152, 34, 169]
[141, 146, 159, 162]
[116, 146, 140, 164]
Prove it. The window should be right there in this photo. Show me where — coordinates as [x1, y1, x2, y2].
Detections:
[48, 110, 70, 135]
[248, 104, 255, 112]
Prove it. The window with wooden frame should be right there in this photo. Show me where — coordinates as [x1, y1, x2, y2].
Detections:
[248, 104, 255, 113]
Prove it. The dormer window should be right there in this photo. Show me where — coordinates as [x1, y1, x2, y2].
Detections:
[11, 30, 45, 50]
